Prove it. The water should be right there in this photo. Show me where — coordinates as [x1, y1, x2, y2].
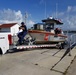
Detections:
[65, 32, 76, 44]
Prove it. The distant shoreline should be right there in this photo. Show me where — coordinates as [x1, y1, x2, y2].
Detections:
[64, 31, 76, 33]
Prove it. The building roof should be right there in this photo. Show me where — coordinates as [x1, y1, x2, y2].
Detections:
[0, 23, 17, 28]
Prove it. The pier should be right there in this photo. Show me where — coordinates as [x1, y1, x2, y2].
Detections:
[0, 34, 76, 75]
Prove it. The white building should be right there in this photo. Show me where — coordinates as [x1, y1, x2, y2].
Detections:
[0, 23, 20, 35]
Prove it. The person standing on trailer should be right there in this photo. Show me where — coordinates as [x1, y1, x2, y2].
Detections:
[17, 22, 27, 45]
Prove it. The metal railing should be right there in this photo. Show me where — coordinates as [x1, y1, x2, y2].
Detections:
[68, 34, 76, 56]
[51, 33, 76, 70]
[70, 34, 76, 44]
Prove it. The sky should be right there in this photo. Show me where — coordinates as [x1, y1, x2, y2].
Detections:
[0, 0, 76, 30]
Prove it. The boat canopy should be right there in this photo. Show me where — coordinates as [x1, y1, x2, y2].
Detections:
[42, 17, 63, 25]
[34, 23, 45, 25]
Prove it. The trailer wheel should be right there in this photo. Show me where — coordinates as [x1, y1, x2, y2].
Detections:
[59, 42, 65, 49]
[56, 42, 65, 49]
[0, 48, 2, 55]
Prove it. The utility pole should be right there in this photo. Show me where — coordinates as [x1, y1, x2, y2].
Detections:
[24, 12, 28, 24]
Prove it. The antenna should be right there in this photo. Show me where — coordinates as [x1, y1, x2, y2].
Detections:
[56, 3, 58, 18]
[25, 12, 28, 24]
[44, 0, 46, 18]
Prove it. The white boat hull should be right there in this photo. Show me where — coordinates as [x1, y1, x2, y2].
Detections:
[28, 30, 67, 44]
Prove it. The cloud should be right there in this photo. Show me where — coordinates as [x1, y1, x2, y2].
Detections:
[0, 9, 23, 24]
[67, 6, 72, 12]
[1, 6, 76, 31]
[0, 9, 36, 29]
[67, 6, 76, 12]
[27, 20, 35, 28]
[65, 6, 76, 30]
[52, 6, 76, 31]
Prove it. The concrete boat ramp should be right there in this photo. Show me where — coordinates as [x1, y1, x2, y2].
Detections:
[0, 47, 76, 75]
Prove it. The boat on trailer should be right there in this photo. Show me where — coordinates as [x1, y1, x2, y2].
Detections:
[28, 17, 67, 44]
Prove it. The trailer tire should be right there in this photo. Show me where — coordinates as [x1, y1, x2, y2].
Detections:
[0, 48, 2, 55]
